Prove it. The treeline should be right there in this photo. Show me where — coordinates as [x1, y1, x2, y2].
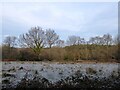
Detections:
[1, 26, 120, 62]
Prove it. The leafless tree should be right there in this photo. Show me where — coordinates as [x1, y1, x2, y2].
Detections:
[19, 26, 46, 59]
[67, 36, 86, 46]
[3, 36, 17, 47]
[89, 34, 112, 45]
[3, 36, 17, 59]
[67, 35, 79, 46]
[89, 37, 95, 44]
[79, 38, 86, 44]
[56, 40, 64, 47]
[114, 34, 120, 45]
[103, 34, 113, 45]
[45, 29, 59, 48]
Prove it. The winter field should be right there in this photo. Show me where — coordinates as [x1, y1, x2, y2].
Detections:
[1, 61, 120, 89]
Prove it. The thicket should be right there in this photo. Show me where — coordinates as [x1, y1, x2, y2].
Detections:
[2, 44, 119, 62]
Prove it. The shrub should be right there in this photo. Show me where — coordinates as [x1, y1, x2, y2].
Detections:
[41, 47, 67, 61]
[17, 48, 38, 61]
[2, 45, 19, 60]
[1, 44, 119, 62]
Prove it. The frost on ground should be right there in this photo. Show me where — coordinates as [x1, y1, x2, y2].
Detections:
[1, 61, 120, 88]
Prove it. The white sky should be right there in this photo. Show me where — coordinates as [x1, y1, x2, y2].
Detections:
[0, 0, 118, 44]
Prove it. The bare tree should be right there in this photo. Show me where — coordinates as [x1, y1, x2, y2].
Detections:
[114, 34, 120, 45]
[56, 40, 64, 47]
[94, 36, 105, 45]
[67, 36, 85, 46]
[79, 38, 86, 44]
[19, 26, 46, 60]
[45, 29, 59, 48]
[103, 34, 113, 45]
[3, 36, 17, 59]
[3, 36, 17, 47]
[89, 37, 95, 44]
[95, 36, 101, 45]
[67, 36, 78, 46]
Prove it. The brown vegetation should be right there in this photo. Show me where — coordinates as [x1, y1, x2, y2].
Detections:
[2, 44, 119, 62]
[1, 26, 120, 62]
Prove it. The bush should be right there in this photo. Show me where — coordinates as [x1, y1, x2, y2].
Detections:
[40, 47, 67, 61]
[17, 48, 38, 61]
[2, 44, 119, 62]
[2, 45, 19, 60]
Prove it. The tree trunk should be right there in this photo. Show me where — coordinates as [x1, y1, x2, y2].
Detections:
[49, 44, 52, 48]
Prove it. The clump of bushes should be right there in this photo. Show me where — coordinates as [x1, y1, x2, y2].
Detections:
[2, 45, 19, 60]
[40, 47, 67, 61]
[2, 44, 119, 62]
[17, 48, 38, 61]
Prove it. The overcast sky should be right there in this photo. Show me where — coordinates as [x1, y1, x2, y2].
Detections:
[1, 1, 118, 43]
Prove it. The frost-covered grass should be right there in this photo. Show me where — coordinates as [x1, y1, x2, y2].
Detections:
[1, 61, 120, 88]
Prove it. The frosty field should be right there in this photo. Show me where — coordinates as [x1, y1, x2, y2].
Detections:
[1, 61, 120, 88]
